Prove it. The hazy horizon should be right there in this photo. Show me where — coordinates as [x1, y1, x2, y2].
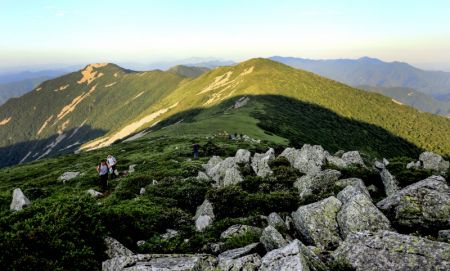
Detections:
[1, 0, 450, 72]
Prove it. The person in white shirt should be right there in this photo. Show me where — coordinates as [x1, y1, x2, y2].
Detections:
[106, 154, 117, 179]
[96, 160, 109, 191]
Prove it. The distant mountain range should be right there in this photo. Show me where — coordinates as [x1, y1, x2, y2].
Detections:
[270, 56, 450, 114]
[0, 59, 449, 167]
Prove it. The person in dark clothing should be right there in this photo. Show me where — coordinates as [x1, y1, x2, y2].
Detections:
[192, 143, 199, 159]
[96, 160, 109, 191]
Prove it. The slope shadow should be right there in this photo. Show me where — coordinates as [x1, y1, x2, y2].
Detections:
[144, 94, 423, 158]
[0, 125, 106, 168]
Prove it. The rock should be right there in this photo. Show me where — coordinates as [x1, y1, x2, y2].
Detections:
[267, 212, 287, 232]
[406, 160, 421, 169]
[251, 148, 275, 177]
[139, 187, 145, 195]
[222, 166, 244, 187]
[292, 196, 343, 249]
[294, 169, 341, 201]
[438, 230, 450, 242]
[326, 155, 347, 168]
[285, 215, 295, 232]
[235, 149, 251, 164]
[260, 239, 327, 271]
[102, 254, 217, 271]
[337, 187, 391, 239]
[161, 229, 178, 240]
[366, 184, 379, 194]
[377, 175, 450, 232]
[104, 237, 133, 259]
[383, 158, 390, 166]
[218, 242, 262, 270]
[86, 189, 103, 198]
[334, 150, 345, 157]
[209, 242, 225, 254]
[260, 225, 288, 251]
[194, 199, 215, 232]
[196, 171, 210, 181]
[335, 179, 370, 204]
[419, 151, 450, 172]
[280, 145, 328, 175]
[341, 151, 365, 167]
[204, 156, 244, 187]
[220, 224, 262, 239]
[374, 160, 385, 170]
[332, 230, 450, 271]
[128, 164, 136, 174]
[203, 156, 223, 176]
[10, 188, 31, 211]
[136, 240, 146, 247]
[378, 167, 399, 196]
[58, 171, 80, 182]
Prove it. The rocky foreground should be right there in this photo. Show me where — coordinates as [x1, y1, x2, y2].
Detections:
[92, 145, 449, 271]
[10, 145, 450, 270]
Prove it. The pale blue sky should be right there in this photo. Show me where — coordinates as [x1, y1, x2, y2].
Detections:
[1, 0, 450, 71]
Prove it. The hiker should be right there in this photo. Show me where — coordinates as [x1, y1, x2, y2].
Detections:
[192, 143, 199, 159]
[107, 154, 117, 179]
[96, 160, 109, 192]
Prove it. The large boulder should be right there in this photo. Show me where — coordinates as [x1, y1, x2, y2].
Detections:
[220, 224, 262, 239]
[267, 212, 287, 232]
[326, 155, 347, 168]
[10, 188, 31, 211]
[334, 178, 370, 203]
[102, 254, 217, 271]
[104, 237, 133, 259]
[292, 196, 343, 249]
[194, 199, 215, 232]
[235, 149, 251, 164]
[294, 169, 341, 201]
[332, 230, 450, 271]
[280, 145, 328, 175]
[337, 185, 391, 239]
[341, 151, 365, 167]
[260, 239, 327, 271]
[378, 167, 399, 196]
[260, 225, 288, 251]
[217, 243, 262, 271]
[377, 175, 450, 232]
[203, 156, 244, 187]
[251, 148, 275, 178]
[419, 151, 450, 172]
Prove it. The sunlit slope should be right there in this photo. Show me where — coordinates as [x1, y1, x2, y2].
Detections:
[84, 58, 450, 157]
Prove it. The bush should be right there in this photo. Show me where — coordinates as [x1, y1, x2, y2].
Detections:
[0, 195, 106, 271]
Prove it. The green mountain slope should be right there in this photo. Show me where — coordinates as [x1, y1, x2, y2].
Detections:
[1, 58, 450, 168]
[85, 58, 450, 158]
[167, 65, 209, 78]
[358, 85, 450, 116]
[0, 63, 186, 166]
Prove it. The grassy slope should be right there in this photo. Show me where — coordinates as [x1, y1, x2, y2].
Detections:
[89, 58, 450, 157]
[0, 64, 186, 166]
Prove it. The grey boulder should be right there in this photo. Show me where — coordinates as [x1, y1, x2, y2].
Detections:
[260, 225, 288, 251]
[260, 239, 327, 271]
[102, 254, 217, 271]
[341, 151, 365, 167]
[251, 148, 275, 178]
[194, 199, 215, 232]
[58, 171, 80, 182]
[294, 169, 341, 201]
[419, 151, 450, 172]
[280, 145, 328, 175]
[218, 243, 261, 271]
[332, 230, 450, 271]
[337, 186, 391, 239]
[292, 196, 342, 249]
[104, 237, 133, 259]
[220, 224, 262, 239]
[377, 175, 450, 232]
[10, 188, 31, 211]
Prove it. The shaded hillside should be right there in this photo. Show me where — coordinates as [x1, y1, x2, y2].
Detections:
[270, 56, 450, 101]
[0, 76, 53, 105]
[88, 58, 450, 157]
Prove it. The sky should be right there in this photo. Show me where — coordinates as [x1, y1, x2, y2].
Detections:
[1, 0, 450, 71]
